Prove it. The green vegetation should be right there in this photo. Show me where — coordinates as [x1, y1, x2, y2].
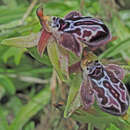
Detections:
[0, 0, 130, 130]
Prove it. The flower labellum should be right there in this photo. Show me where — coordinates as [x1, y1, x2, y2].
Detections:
[80, 60, 129, 116]
[51, 12, 112, 49]
[36, 7, 111, 57]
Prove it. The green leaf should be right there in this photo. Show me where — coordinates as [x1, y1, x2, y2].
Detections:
[45, 1, 71, 10]
[24, 121, 35, 130]
[44, 1, 72, 16]
[98, 38, 130, 59]
[1, 33, 40, 48]
[6, 96, 23, 116]
[0, 6, 26, 24]
[8, 87, 50, 130]
[0, 85, 6, 100]
[127, 107, 130, 124]
[0, 75, 15, 95]
[88, 123, 94, 130]
[64, 73, 82, 118]
[70, 107, 129, 130]
[47, 40, 68, 81]
[3, 0, 17, 8]
[58, 46, 69, 79]
[106, 124, 120, 130]
[28, 47, 52, 66]
[113, 17, 130, 40]
[0, 106, 9, 130]
[2, 47, 25, 65]
[106, 39, 130, 58]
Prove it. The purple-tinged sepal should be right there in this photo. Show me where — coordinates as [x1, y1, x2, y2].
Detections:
[64, 11, 82, 19]
[80, 76, 95, 109]
[58, 33, 82, 57]
[51, 12, 112, 50]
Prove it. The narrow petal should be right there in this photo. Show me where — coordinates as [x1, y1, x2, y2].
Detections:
[36, 7, 44, 26]
[80, 77, 95, 109]
[37, 29, 51, 56]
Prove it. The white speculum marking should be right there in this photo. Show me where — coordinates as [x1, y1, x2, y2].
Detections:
[63, 21, 105, 42]
[51, 17, 106, 43]
[90, 68, 128, 113]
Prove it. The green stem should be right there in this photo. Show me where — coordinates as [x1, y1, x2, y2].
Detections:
[88, 123, 94, 130]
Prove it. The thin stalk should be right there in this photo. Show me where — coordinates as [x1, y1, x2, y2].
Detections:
[88, 123, 94, 130]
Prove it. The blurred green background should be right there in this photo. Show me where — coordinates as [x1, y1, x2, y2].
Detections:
[0, 0, 130, 130]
